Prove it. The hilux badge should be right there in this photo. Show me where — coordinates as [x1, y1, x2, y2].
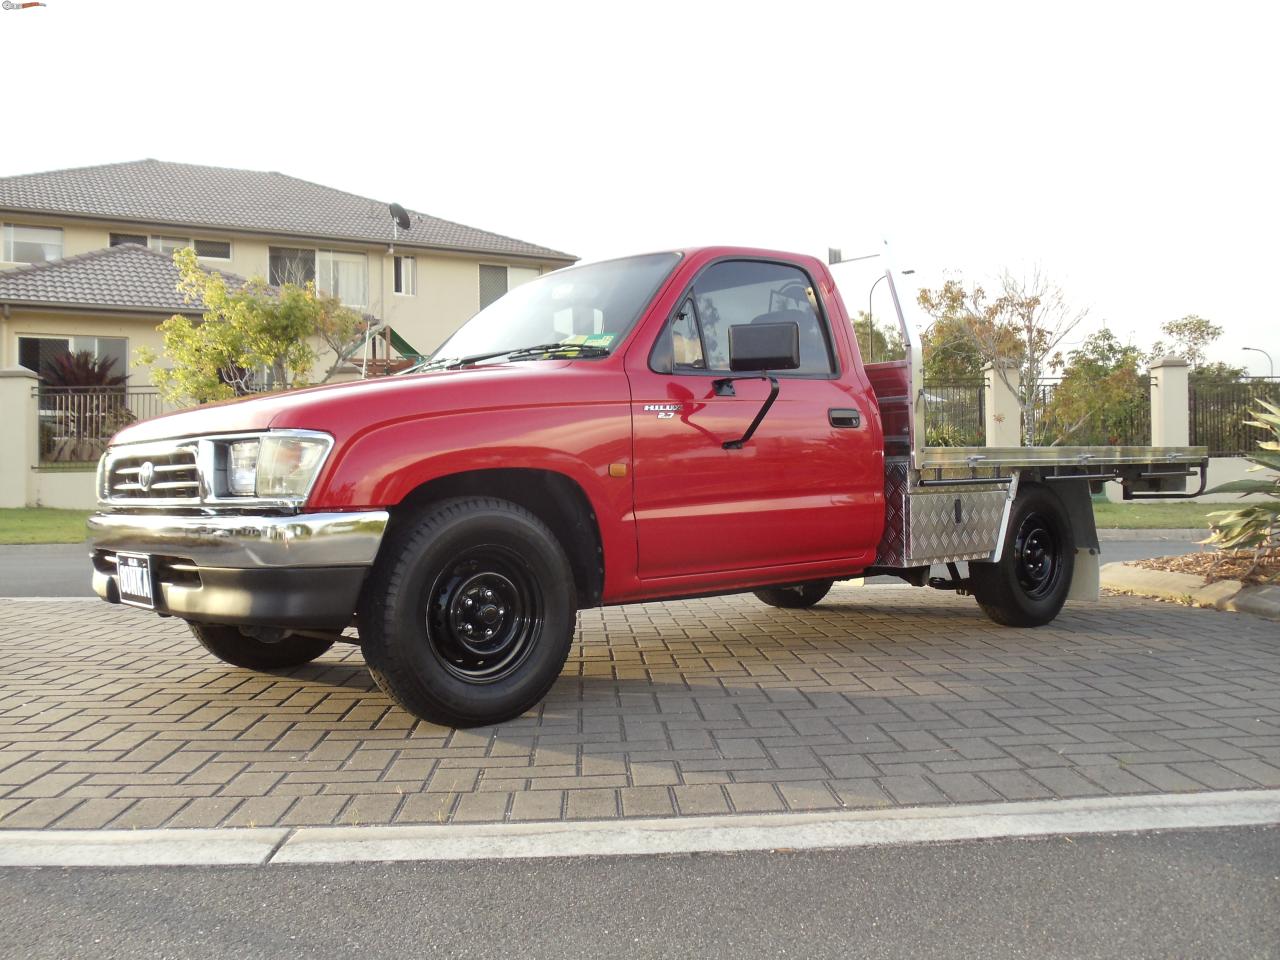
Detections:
[643, 403, 680, 420]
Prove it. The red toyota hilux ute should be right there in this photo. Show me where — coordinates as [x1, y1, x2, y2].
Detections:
[88, 247, 1206, 726]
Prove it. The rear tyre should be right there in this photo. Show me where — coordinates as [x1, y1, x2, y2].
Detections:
[358, 497, 576, 728]
[188, 622, 335, 670]
[969, 484, 1074, 627]
[753, 579, 834, 609]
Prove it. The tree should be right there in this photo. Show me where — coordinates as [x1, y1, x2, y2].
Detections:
[851, 310, 905, 363]
[1042, 330, 1146, 445]
[138, 248, 363, 406]
[920, 312, 985, 382]
[918, 271, 1087, 445]
[1148, 314, 1221, 369]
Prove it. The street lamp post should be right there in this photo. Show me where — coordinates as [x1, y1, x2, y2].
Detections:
[866, 270, 914, 363]
[1243, 346, 1274, 378]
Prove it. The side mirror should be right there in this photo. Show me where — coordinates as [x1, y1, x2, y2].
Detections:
[728, 322, 800, 372]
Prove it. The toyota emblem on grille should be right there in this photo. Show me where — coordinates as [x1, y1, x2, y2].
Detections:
[137, 461, 155, 492]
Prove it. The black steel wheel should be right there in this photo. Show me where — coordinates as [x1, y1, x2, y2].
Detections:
[1011, 513, 1063, 601]
[188, 622, 334, 670]
[753, 579, 834, 609]
[426, 547, 542, 683]
[359, 497, 576, 727]
[969, 484, 1074, 627]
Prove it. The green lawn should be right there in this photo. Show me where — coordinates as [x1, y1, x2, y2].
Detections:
[1091, 500, 1219, 530]
[0, 508, 92, 545]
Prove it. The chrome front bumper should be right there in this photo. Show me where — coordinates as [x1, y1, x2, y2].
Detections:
[87, 510, 389, 629]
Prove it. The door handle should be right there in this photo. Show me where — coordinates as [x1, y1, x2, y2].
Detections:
[829, 408, 861, 428]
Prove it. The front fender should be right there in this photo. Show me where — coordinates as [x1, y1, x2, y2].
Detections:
[306, 401, 637, 591]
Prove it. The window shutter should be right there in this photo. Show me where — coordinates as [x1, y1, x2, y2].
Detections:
[478, 265, 508, 309]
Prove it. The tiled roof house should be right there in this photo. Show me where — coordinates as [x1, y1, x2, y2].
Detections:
[0, 159, 576, 384]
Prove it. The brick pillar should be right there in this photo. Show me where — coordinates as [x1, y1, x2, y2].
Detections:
[1150, 355, 1190, 448]
[0, 367, 39, 507]
[983, 362, 1022, 447]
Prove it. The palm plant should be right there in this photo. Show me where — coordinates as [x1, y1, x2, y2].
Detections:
[1204, 400, 1280, 579]
[41, 350, 127, 388]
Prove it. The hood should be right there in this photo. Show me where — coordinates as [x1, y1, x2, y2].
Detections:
[112, 362, 577, 446]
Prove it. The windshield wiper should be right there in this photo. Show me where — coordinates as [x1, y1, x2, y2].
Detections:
[400, 342, 610, 374]
[503, 343, 611, 363]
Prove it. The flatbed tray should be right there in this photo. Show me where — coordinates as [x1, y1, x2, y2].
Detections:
[916, 445, 1207, 471]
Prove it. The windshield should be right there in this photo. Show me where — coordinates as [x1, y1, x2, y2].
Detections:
[424, 252, 681, 367]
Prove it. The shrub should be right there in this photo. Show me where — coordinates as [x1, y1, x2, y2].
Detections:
[42, 351, 127, 387]
[1204, 400, 1280, 575]
[926, 422, 963, 447]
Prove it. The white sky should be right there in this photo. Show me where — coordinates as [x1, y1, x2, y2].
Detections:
[3, 0, 1277, 373]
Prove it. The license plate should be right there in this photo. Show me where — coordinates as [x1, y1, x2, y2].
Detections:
[116, 553, 155, 609]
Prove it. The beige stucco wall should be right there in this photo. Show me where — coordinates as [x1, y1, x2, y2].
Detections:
[0, 368, 39, 508]
[1100, 455, 1270, 504]
[33, 469, 97, 511]
[0, 308, 169, 386]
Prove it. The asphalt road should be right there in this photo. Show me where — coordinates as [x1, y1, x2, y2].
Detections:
[0, 826, 1275, 960]
[0, 538, 1211, 598]
[0, 543, 91, 597]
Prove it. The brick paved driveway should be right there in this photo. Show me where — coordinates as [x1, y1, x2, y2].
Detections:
[0, 586, 1277, 831]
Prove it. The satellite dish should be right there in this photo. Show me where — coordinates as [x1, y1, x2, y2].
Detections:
[389, 203, 411, 231]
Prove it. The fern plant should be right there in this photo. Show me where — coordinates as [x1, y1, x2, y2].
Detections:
[1204, 400, 1280, 577]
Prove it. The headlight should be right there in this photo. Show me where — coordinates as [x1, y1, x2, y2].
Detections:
[257, 435, 329, 497]
[223, 434, 331, 500]
[227, 440, 260, 496]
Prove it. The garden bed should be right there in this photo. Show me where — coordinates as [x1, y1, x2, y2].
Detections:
[1131, 549, 1279, 586]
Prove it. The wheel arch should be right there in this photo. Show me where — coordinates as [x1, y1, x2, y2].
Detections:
[387, 468, 605, 608]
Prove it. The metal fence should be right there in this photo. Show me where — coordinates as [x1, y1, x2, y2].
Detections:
[922, 381, 985, 445]
[1190, 377, 1280, 456]
[1029, 376, 1151, 447]
[36, 387, 173, 467]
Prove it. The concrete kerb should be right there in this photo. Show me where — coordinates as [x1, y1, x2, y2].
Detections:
[1101, 562, 1280, 621]
[0, 790, 1277, 868]
[1095, 528, 1209, 542]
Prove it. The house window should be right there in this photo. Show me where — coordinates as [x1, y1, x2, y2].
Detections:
[509, 266, 540, 289]
[318, 250, 368, 308]
[75, 336, 128, 378]
[477, 264, 537, 309]
[269, 246, 316, 286]
[149, 235, 192, 257]
[110, 233, 147, 247]
[3, 224, 63, 264]
[394, 256, 416, 296]
[478, 264, 508, 310]
[16, 335, 127, 379]
[18, 337, 69, 375]
[194, 239, 231, 260]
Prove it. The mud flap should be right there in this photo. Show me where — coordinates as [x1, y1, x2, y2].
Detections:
[1068, 548, 1100, 601]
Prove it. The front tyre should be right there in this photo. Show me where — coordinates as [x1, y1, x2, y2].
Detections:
[969, 484, 1074, 627]
[358, 497, 576, 728]
[188, 622, 335, 670]
[753, 579, 834, 609]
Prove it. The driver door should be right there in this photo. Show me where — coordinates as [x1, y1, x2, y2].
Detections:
[627, 259, 880, 581]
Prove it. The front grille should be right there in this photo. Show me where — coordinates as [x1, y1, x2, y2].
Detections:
[107, 448, 200, 502]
